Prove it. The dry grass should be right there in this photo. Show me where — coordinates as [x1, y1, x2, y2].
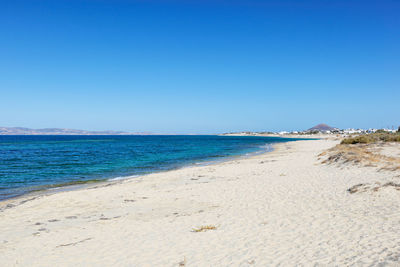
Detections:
[192, 225, 217, 232]
[322, 136, 400, 195]
[347, 182, 400, 194]
[341, 131, 400, 144]
[348, 183, 367, 194]
[320, 143, 400, 170]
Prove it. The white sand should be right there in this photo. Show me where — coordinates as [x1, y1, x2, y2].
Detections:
[1, 139, 400, 266]
[371, 142, 400, 158]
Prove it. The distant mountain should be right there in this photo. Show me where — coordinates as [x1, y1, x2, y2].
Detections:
[308, 124, 338, 132]
[0, 127, 143, 135]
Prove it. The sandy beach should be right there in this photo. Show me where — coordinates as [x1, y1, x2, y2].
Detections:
[1, 139, 400, 266]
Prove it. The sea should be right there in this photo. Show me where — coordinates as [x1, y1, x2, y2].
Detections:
[0, 135, 303, 201]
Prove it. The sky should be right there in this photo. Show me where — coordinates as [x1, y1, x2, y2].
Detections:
[0, 0, 399, 134]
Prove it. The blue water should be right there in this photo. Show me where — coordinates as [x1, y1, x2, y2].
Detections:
[0, 135, 301, 200]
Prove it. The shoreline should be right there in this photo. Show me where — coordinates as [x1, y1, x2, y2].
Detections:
[0, 140, 277, 207]
[2, 138, 400, 265]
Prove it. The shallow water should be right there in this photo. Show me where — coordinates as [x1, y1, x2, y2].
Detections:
[0, 135, 301, 200]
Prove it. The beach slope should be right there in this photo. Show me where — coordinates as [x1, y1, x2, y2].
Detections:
[1, 139, 400, 266]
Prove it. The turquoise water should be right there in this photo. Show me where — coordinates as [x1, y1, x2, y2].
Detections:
[0, 135, 301, 200]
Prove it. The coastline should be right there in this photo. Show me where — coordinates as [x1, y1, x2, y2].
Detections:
[2, 139, 400, 265]
[0, 139, 277, 207]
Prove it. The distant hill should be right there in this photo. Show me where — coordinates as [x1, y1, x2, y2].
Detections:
[308, 124, 338, 132]
[0, 127, 144, 135]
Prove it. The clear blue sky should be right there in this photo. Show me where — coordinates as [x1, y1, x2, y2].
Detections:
[1, 0, 399, 133]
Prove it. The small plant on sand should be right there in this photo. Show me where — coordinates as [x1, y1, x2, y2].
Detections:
[192, 225, 217, 232]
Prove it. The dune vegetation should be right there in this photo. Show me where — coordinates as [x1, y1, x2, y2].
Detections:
[341, 130, 400, 144]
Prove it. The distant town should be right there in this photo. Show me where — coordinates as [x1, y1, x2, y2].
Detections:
[221, 123, 400, 136]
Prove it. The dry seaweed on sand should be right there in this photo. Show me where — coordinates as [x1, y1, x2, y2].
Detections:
[192, 225, 218, 232]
